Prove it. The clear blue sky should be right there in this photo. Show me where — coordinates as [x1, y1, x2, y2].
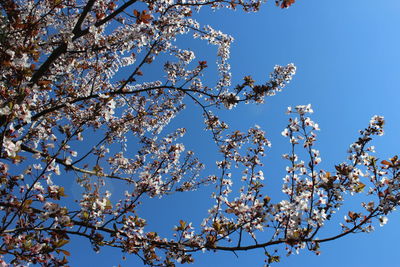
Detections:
[67, 0, 400, 266]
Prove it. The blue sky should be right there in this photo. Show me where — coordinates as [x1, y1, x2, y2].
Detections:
[67, 0, 400, 266]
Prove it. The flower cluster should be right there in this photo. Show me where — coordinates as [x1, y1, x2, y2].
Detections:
[0, 0, 398, 266]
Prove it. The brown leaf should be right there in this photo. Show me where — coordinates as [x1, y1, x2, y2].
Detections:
[57, 249, 71, 256]
[348, 211, 359, 221]
[381, 160, 392, 166]
[37, 80, 52, 86]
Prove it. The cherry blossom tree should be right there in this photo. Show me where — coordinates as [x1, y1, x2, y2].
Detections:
[1, 0, 399, 266]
